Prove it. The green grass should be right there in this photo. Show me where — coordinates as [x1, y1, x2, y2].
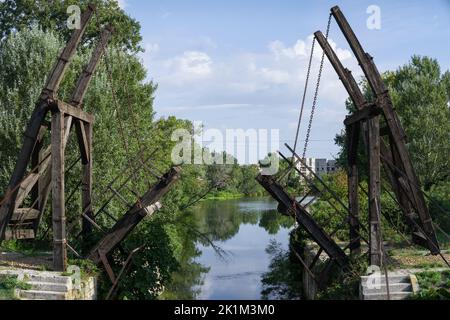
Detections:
[0, 275, 32, 300]
[0, 240, 50, 257]
[410, 270, 450, 300]
[204, 190, 245, 200]
[67, 259, 99, 280]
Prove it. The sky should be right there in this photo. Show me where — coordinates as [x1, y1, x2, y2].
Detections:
[118, 0, 450, 164]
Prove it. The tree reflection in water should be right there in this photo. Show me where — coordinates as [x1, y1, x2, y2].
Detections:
[160, 198, 296, 299]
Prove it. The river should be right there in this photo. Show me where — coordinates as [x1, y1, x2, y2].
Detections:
[161, 197, 300, 300]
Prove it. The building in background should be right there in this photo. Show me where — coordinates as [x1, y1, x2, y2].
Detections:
[296, 157, 339, 180]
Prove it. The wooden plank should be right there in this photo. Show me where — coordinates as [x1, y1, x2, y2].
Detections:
[51, 111, 67, 271]
[30, 127, 45, 213]
[347, 123, 361, 254]
[41, 4, 95, 99]
[81, 122, 94, 241]
[35, 150, 52, 233]
[368, 116, 382, 266]
[11, 208, 40, 221]
[343, 104, 381, 126]
[87, 167, 181, 264]
[75, 120, 90, 164]
[256, 174, 350, 269]
[330, 5, 439, 253]
[54, 100, 95, 123]
[63, 115, 73, 149]
[0, 101, 49, 239]
[4, 229, 35, 240]
[314, 31, 367, 108]
[12, 209, 39, 221]
[13, 174, 40, 210]
[380, 139, 415, 221]
[71, 25, 114, 107]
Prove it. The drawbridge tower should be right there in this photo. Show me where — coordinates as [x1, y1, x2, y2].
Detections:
[0, 4, 181, 280]
[257, 5, 443, 287]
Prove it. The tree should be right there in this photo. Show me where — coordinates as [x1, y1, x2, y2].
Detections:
[386, 56, 450, 190]
[335, 56, 450, 191]
[0, 0, 142, 52]
[0, 26, 196, 299]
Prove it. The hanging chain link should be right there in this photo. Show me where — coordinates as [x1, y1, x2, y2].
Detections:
[302, 13, 332, 159]
[292, 31, 316, 157]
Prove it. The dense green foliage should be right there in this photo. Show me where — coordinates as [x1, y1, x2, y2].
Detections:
[0, 274, 31, 300]
[261, 230, 303, 300]
[335, 56, 450, 191]
[0, 0, 142, 52]
[0, 1, 265, 300]
[411, 270, 450, 300]
[333, 56, 450, 238]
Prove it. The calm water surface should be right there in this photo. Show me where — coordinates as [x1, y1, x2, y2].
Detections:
[172, 198, 296, 300]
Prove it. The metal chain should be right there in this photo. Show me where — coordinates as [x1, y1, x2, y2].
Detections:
[292, 32, 316, 156]
[302, 13, 332, 159]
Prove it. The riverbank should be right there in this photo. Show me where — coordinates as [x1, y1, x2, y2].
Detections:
[204, 190, 267, 200]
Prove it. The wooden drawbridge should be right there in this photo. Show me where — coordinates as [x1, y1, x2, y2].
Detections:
[0, 3, 181, 281]
[257, 5, 443, 286]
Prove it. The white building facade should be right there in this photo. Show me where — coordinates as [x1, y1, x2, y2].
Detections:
[296, 157, 338, 180]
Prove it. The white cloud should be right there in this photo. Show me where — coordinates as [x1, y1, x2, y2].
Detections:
[143, 34, 358, 103]
[160, 51, 213, 84]
[141, 35, 362, 161]
[269, 39, 307, 60]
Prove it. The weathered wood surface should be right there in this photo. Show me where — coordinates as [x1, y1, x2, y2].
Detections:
[0, 5, 94, 240]
[315, 27, 439, 253]
[256, 174, 350, 269]
[11, 208, 40, 221]
[41, 4, 95, 100]
[53, 100, 95, 123]
[51, 111, 67, 271]
[81, 122, 94, 240]
[347, 123, 361, 254]
[4, 229, 35, 240]
[87, 167, 182, 264]
[330, 5, 439, 253]
[344, 104, 381, 126]
[71, 25, 113, 107]
[368, 116, 382, 266]
[35, 148, 52, 233]
[0, 102, 49, 239]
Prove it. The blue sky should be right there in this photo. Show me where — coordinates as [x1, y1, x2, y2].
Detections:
[119, 0, 450, 163]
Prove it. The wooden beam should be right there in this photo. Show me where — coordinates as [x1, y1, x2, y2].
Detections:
[63, 115, 73, 149]
[51, 111, 67, 271]
[53, 100, 95, 123]
[71, 25, 114, 107]
[0, 101, 49, 239]
[330, 5, 439, 253]
[81, 122, 94, 243]
[11, 208, 40, 221]
[344, 104, 381, 126]
[368, 116, 382, 266]
[347, 123, 361, 254]
[256, 174, 350, 269]
[315, 28, 438, 253]
[87, 167, 181, 264]
[41, 4, 95, 100]
[35, 148, 52, 233]
[4, 229, 35, 240]
[30, 127, 45, 214]
[314, 31, 367, 108]
[0, 5, 95, 239]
